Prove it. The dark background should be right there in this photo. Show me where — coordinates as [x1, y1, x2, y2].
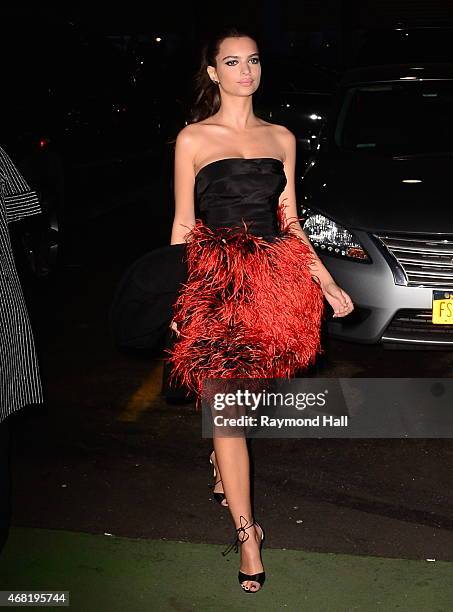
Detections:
[6, 1, 453, 65]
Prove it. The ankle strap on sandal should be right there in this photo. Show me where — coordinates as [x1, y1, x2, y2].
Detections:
[222, 515, 255, 557]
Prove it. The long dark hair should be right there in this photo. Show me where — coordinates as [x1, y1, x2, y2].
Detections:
[190, 26, 259, 124]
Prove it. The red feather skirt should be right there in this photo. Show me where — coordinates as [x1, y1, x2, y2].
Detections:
[166, 203, 326, 406]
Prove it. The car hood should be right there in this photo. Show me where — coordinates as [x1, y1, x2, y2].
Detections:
[302, 155, 453, 234]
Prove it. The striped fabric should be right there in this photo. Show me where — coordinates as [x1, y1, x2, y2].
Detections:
[0, 146, 43, 422]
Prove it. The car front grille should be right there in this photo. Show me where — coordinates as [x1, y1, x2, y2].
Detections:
[376, 234, 453, 288]
[383, 309, 453, 345]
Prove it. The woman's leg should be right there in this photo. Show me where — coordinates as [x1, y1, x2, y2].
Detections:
[213, 437, 264, 592]
[209, 450, 228, 506]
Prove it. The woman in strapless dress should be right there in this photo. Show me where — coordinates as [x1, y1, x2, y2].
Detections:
[166, 26, 354, 594]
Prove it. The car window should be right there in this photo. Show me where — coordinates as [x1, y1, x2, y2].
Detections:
[334, 81, 453, 156]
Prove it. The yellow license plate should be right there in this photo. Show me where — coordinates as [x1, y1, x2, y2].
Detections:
[432, 291, 453, 324]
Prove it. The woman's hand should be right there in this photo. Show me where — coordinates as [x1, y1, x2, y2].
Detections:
[170, 320, 180, 336]
[321, 281, 354, 318]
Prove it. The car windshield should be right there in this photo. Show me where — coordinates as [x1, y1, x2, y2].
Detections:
[334, 80, 453, 156]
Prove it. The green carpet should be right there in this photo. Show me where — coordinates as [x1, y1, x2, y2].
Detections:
[0, 528, 452, 611]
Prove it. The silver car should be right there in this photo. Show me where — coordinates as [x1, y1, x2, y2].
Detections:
[300, 63, 453, 348]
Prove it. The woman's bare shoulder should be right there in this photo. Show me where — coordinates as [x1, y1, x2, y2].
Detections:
[260, 122, 296, 164]
[256, 119, 295, 143]
[176, 123, 202, 146]
[176, 121, 217, 150]
[268, 122, 296, 141]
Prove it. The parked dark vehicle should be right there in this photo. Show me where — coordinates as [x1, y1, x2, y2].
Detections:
[255, 58, 338, 171]
[300, 63, 453, 348]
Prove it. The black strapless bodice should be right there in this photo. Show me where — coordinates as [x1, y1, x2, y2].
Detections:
[195, 158, 286, 240]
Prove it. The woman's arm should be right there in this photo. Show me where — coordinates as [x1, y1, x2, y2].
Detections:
[170, 126, 198, 245]
[169, 126, 199, 334]
[277, 127, 354, 318]
[277, 127, 336, 288]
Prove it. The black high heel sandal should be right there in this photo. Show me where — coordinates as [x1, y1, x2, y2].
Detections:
[222, 515, 265, 593]
[208, 450, 228, 507]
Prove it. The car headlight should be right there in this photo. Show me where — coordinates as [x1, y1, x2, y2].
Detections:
[300, 206, 370, 262]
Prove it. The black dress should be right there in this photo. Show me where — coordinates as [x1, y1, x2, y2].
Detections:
[110, 157, 326, 404]
[166, 158, 326, 403]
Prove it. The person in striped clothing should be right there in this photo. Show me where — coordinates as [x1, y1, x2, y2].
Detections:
[0, 145, 44, 554]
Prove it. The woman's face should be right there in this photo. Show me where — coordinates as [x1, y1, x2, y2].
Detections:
[208, 36, 261, 97]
